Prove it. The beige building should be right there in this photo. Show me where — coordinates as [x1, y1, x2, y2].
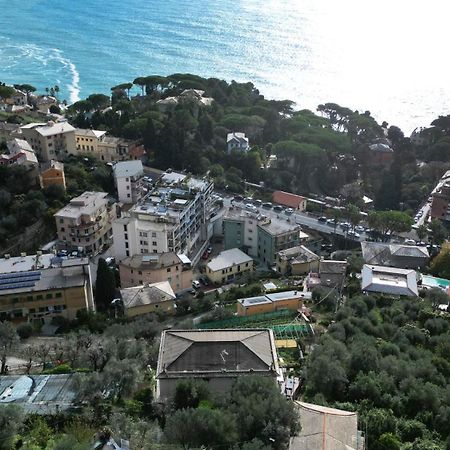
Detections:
[120, 281, 176, 318]
[206, 248, 254, 284]
[119, 253, 193, 293]
[156, 329, 280, 401]
[54, 192, 116, 256]
[75, 128, 144, 162]
[0, 253, 94, 324]
[276, 246, 320, 275]
[40, 160, 66, 190]
[20, 121, 77, 161]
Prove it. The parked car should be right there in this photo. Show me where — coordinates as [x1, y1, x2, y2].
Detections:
[262, 202, 272, 209]
[404, 239, 416, 245]
[253, 199, 262, 207]
[206, 246, 212, 254]
[245, 203, 257, 211]
[285, 208, 294, 215]
[273, 205, 283, 212]
[318, 216, 327, 223]
[234, 195, 243, 202]
[200, 276, 209, 286]
[192, 280, 201, 289]
[326, 218, 336, 225]
[355, 225, 365, 233]
[202, 252, 209, 260]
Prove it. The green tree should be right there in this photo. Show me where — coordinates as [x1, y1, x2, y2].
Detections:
[0, 321, 19, 373]
[368, 210, 413, 239]
[164, 407, 238, 449]
[0, 85, 15, 100]
[95, 258, 116, 312]
[417, 224, 428, 241]
[429, 219, 447, 245]
[173, 379, 211, 410]
[0, 405, 23, 450]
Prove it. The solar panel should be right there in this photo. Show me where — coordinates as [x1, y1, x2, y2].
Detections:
[0, 271, 41, 280]
[0, 276, 40, 285]
[0, 281, 37, 291]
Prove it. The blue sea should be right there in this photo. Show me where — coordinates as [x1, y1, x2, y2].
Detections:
[1, 0, 449, 132]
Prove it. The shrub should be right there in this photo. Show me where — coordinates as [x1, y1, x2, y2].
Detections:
[17, 323, 33, 339]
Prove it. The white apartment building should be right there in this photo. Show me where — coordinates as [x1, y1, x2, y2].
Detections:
[55, 191, 116, 256]
[112, 171, 213, 261]
[113, 160, 144, 204]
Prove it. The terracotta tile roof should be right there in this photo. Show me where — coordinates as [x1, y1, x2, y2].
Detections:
[272, 191, 306, 209]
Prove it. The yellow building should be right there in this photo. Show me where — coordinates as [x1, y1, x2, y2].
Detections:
[237, 290, 309, 316]
[20, 121, 77, 161]
[120, 281, 176, 318]
[0, 253, 94, 324]
[206, 248, 253, 285]
[40, 160, 66, 190]
[276, 245, 319, 275]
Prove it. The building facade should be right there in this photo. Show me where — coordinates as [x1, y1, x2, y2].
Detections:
[206, 248, 254, 284]
[112, 171, 214, 261]
[272, 191, 307, 211]
[0, 253, 94, 324]
[119, 253, 193, 293]
[20, 122, 77, 161]
[113, 160, 144, 204]
[227, 132, 250, 154]
[39, 160, 66, 190]
[237, 290, 307, 316]
[276, 245, 320, 275]
[54, 192, 116, 256]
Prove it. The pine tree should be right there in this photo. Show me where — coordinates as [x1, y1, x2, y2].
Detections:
[95, 258, 116, 312]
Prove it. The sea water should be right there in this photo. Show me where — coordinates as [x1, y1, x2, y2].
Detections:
[1, 0, 449, 132]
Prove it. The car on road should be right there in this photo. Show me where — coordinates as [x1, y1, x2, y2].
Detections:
[192, 280, 201, 289]
[253, 199, 262, 207]
[262, 202, 272, 209]
[234, 195, 243, 202]
[245, 203, 257, 211]
[355, 225, 365, 233]
[202, 251, 209, 260]
[206, 246, 212, 254]
[285, 208, 294, 215]
[348, 230, 360, 238]
[326, 218, 336, 225]
[273, 205, 283, 213]
[318, 216, 327, 223]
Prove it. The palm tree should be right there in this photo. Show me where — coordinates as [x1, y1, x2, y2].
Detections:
[54, 85, 60, 101]
[45, 87, 49, 96]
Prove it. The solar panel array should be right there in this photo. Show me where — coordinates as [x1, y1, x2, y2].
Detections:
[0, 271, 41, 291]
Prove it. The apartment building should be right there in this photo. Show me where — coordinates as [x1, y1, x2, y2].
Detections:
[0, 253, 94, 324]
[223, 207, 309, 266]
[113, 160, 144, 204]
[112, 170, 214, 261]
[119, 253, 193, 293]
[206, 248, 254, 284]
[0, 139, 38, 170]
[54, 192, 116, 256]
[20, 121, 77, 161]
[75, 128, 145, 162]
[430, 172, 450, 222]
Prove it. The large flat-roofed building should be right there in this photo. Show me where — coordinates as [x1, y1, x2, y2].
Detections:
[156, 329, 280, 401]
[113, 160, 144, 204]
[223, 206, 308, 266]
[206, 248, 254, 284]
[237, 290, 309, 316]
[361, 264, 418, 297]
[20, 121, 77, 161]
[120, 281, 175, 318]
[0, 253, 94, 323]
[54, 192, 116, 256]
[119, 253, 193, 293]
[112, 170, 214, 261]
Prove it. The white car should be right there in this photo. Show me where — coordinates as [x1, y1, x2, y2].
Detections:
[245, 203, 257, 211]
[285, 208, 294, 215]
[404, 239, 416, 245]
[192, 280, 201, 289]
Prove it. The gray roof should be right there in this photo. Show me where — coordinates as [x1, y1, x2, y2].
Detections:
[120, 252, 182, 270]
[0, 374, 77, 414]
[113, 160, 144, 178]
[239, 290, 311, 308]
[361, 242, 429, 268]
[361, 264, 418, 297]
[157, 329, 278, 378]
[277, 246, 319, 264]
[120, 281, 175, 309]
[320, 260, 347, 274]
[207, 248, 253, 272]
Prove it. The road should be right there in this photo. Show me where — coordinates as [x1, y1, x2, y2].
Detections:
[224, 198, 368, 242]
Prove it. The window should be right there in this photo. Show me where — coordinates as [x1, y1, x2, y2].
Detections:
[125, 242, 129, 248]
[46, 293, 53, 299]
[127, 194, 130, 198]
[139, 280, 143, 284]
[153, 250, 157, 253]
[55, 292, 62, 298]
[138, 271, 142, 275]
[36, 295, 43, 300]
[126, 185, 130, 190]
[126, 250, 129, 256]
[167, 267, 171, 273]
[59, 218, 64, 224]
[176, 266, 179, 271]
[123, 224, 127, 231]
[152, 241, 157, 246]
[152, 232, 156, 237]
[126, 177, 129, 182]
[124, 233, 128, 240]
[26, 296, 33, 301]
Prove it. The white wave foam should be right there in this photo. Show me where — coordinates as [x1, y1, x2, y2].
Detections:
[52, 49, 80, 104]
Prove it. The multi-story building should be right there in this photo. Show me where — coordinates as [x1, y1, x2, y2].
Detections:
[112, 171, 214, 261]
[276, 245, 319, 275]
[54, 192, 116, 255]
[227, 132, 249, 154]
[113, 160, 144, 204]
[206, 248, 254, 284]
[223, 207, 309, 266]
[20, 121, 77, 161]
[431, 178, 450, 222]
[39, 160, 66, 190]
[75, 128, 145, 162]
[0, 253, 94, 324]
[119, 253, 193, 293]
[0, 139, 38, 170]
